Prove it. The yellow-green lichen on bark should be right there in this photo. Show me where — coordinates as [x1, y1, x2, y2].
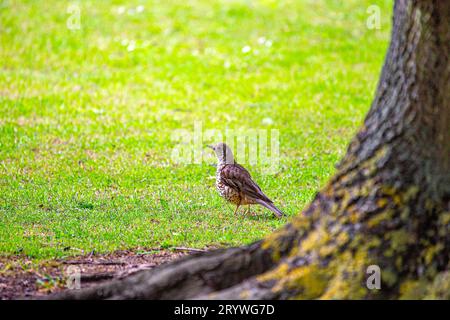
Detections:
[257, 262, 330, 300]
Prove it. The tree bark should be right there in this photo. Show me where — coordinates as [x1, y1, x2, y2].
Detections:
[52, 0, 450, 300]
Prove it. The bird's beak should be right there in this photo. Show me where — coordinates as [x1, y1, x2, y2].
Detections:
[206, 145, 214, 150]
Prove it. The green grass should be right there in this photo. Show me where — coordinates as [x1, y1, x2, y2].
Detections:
[0, 0, 392, 260]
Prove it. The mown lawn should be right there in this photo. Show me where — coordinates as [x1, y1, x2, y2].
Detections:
[0, 0, 392, 260]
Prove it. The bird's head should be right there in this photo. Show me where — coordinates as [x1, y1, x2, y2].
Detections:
[207, 142, 234, 164]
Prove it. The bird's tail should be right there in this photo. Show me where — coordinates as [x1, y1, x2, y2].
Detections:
[255, 199, 284, 218]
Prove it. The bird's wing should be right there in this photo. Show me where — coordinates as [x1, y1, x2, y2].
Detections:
[220, 163, 273, 203]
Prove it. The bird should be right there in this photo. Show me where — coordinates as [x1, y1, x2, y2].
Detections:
[208, 142, 284, 218]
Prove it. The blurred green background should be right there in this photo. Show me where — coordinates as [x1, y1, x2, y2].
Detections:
[0, 0, 392, 260]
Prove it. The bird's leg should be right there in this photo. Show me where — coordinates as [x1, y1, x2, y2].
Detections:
[246, 205, 250, 215]
[234, 204, 240, 215]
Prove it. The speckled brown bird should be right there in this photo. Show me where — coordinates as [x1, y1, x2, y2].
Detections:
[208, 142, 284, 218]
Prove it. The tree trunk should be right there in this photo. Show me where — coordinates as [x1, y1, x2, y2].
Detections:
[53, 0, 450, 300]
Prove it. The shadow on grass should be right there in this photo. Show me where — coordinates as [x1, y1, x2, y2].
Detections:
[239, 212, 283, 222]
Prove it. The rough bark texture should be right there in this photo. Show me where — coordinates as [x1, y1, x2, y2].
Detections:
[52, 0, 450, 300]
